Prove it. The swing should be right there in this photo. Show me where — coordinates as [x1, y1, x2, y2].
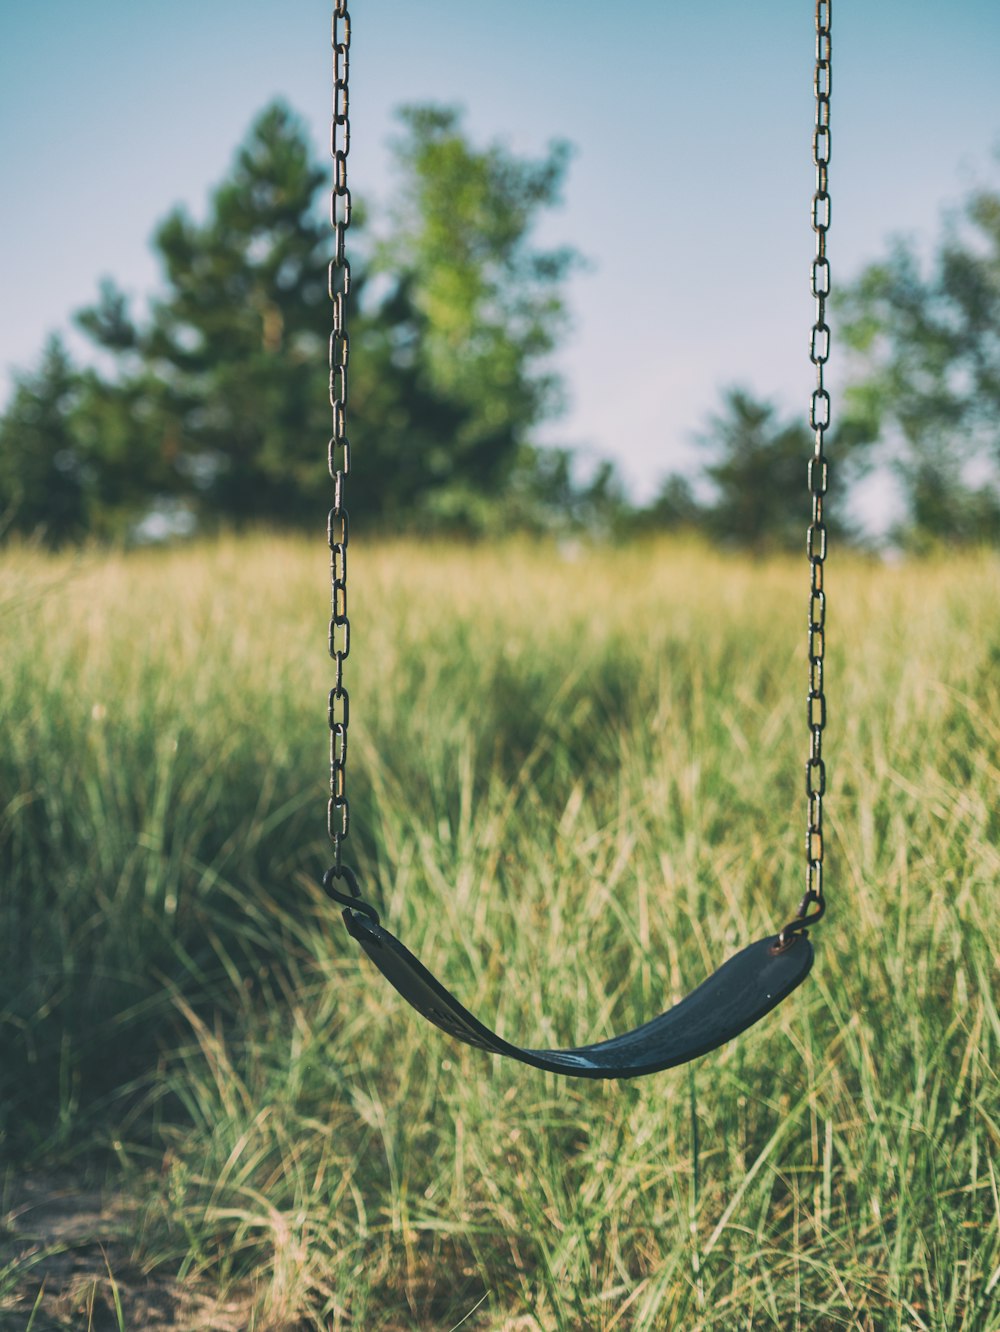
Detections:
[322, 2, 832, 1079]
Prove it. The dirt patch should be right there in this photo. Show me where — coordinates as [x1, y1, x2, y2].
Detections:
[0, 1175, 254, 1332]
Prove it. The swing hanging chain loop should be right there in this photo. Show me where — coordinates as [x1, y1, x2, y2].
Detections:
[327, 0, 352, 879]
[780, 0, 831, 950]
[323, 864, 380, 924]
[314, 3, 820, 1072]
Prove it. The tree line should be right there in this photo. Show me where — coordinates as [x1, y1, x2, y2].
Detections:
[1, 101, 998, 550]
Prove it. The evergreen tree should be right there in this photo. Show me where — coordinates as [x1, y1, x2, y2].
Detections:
[699, 388, 858, 550]
[0, 339, 90, 543]
[627, 474, 701, 537]
[637, 388, 860, 551]
[63, 100, 580, 534]
[699, 389, 817, 549]
[77, 102, 332, 528]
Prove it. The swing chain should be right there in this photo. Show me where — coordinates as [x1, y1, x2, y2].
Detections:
[327, 0, 353, 887]
[780, 0, 831, 948]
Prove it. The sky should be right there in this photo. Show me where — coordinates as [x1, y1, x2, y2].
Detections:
[2, 1, 998, 522]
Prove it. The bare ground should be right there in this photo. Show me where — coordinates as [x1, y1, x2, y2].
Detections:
[0, 1176, 255, 1332]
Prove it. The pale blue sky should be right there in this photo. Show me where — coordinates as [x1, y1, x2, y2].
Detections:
[2, 1, 998, 515]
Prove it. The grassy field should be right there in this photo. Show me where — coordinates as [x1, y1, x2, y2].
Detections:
[0, 534, 997, 1331]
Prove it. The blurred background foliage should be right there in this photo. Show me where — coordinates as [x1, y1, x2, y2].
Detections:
[1, 100, 998, 550]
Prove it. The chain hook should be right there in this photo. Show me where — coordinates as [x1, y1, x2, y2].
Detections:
[773, 888, 826, 953]
[323, 864, 380, 924]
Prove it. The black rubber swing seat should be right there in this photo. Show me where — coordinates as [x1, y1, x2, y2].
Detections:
[338, 899, 813, 1080]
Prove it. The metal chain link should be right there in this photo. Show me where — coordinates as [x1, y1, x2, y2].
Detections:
[323, 2, 832, 936]
[779, 0, 831, 947]
[327, 0, 353, 889]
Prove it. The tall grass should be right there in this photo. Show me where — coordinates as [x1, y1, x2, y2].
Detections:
[1, 535, 997, 1329]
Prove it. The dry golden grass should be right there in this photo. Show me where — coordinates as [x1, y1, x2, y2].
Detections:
[1, 535, 997, 1329]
